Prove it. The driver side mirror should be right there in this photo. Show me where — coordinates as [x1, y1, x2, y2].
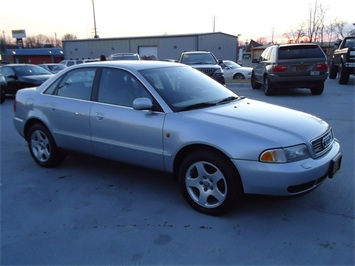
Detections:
[7, 74, 18, 81]
[133, 97, 153, 110]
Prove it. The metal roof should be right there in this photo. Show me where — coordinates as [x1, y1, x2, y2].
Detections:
[6, 48, 63, 56]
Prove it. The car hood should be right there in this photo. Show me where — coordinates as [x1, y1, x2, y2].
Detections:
[189, 63, 220, 69]
[179, 98, 328, 149]
[19, 74, 53, 84]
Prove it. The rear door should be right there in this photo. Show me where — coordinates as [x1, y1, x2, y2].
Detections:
[42, 67, 96, 153]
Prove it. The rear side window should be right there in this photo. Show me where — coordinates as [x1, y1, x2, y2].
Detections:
[278, 45, 325, 59]
[45, 68, 96, 100]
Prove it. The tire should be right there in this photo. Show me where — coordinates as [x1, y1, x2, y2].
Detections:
[264, 76, 275, 96]
[233, 73, 245, 79]
[339, 64, 349, 85]
[328, 62, 337, 79]
[178, 149, 242, 215]
[0, 89, 5, 104]
[251, 72, 261, 89]
[310, 83, 324, 95]
[27, 123, 65, 167]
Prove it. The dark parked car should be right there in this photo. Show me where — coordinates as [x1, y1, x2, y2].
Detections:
[178, 51, 225, 84]
[251, 43, 328, 95]
[13, 61, 341, 215]
[0, 64, 54, 95]
[0, 73, 6, 104]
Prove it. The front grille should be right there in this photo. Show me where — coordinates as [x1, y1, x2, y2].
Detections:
[198, 68, 215, 77]
[288, 175, 327, 194]
[311, 129, 334, 157]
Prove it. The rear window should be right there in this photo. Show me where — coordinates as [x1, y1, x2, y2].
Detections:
[278, 45, 325, 59]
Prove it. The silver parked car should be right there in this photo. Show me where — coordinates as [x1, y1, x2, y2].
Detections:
[13, 61, 342, 215]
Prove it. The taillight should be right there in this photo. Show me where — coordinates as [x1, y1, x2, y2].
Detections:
[272, 65, 287, 72]
[316, 63, 328, 71]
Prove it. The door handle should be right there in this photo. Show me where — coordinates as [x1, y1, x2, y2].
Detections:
[95, 112, 104, 120]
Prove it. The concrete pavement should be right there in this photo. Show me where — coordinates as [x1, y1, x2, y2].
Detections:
[1, 78, 354, 265]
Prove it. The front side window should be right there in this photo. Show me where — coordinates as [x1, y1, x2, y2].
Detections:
[45, 68, 96, 100]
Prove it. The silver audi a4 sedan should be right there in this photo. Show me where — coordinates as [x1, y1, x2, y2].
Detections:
[13, 61, 342, 215]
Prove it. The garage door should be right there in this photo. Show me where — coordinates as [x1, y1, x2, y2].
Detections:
[139, 46, 158, 60]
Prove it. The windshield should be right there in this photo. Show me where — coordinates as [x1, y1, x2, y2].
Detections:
[224, 61, 241, 69]
[14, 65, 52, 76]
[140, 66, 239, 111]
[180, 53, 217, 65]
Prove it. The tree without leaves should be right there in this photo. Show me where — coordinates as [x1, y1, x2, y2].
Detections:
[282, 0, 353, 44]
[62, 34, 77, 41]
[284, 22, 307, 43]
[307, 0, 327, 43]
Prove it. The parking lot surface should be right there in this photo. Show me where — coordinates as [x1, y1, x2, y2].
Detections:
[1, 78, 354, 265]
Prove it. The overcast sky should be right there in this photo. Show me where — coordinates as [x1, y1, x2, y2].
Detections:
[1, 0, 354, 43]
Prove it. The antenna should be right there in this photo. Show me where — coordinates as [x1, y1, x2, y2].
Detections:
[92, 0, 99, 38]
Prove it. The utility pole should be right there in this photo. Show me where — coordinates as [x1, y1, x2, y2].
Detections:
[92, 0, 99, 38]
[271, 27, 275, 44]
[213, 15, 216, 32]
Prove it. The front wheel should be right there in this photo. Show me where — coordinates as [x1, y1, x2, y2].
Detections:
[178, 150, 242, 215]
[251, 72, 261, 89]
[339, 64, 349, 85]
[328, 62, 337, 79]
[233, 73, 245, 79]
[27, 124, 65, 167]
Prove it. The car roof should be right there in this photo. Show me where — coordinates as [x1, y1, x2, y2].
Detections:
[277, 43, 320, 48]
[67, 60, 182, 71]
[1, 64, 38, 67]
[182, 51, 211, 54]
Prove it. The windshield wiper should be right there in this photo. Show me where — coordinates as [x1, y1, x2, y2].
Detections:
[179, 102, 217, 111]
[217, 96, 244, 104]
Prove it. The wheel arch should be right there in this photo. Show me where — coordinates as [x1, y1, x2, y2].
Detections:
[173, 144, 243, 190]
[24, 118, 50, 140]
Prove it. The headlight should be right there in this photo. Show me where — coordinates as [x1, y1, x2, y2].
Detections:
[214, 68, 224, 74]
[260, 144, 310, 163]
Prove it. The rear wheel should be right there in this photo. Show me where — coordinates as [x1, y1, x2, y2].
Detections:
[264, 76, 275, 96]
[251, 72, 261, 89]
[0, 89, 5, 104]
[310, 83, 324, 95]
[178, 149, 243, 215]
[27, 123, 65, 167]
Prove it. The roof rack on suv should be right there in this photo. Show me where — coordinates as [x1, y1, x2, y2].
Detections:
[107, 53, 140, 60]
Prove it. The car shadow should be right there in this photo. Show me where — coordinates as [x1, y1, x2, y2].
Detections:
[55, 154, 302, 216]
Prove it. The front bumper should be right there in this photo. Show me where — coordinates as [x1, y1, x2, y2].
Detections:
[232, 140, 341, 196]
